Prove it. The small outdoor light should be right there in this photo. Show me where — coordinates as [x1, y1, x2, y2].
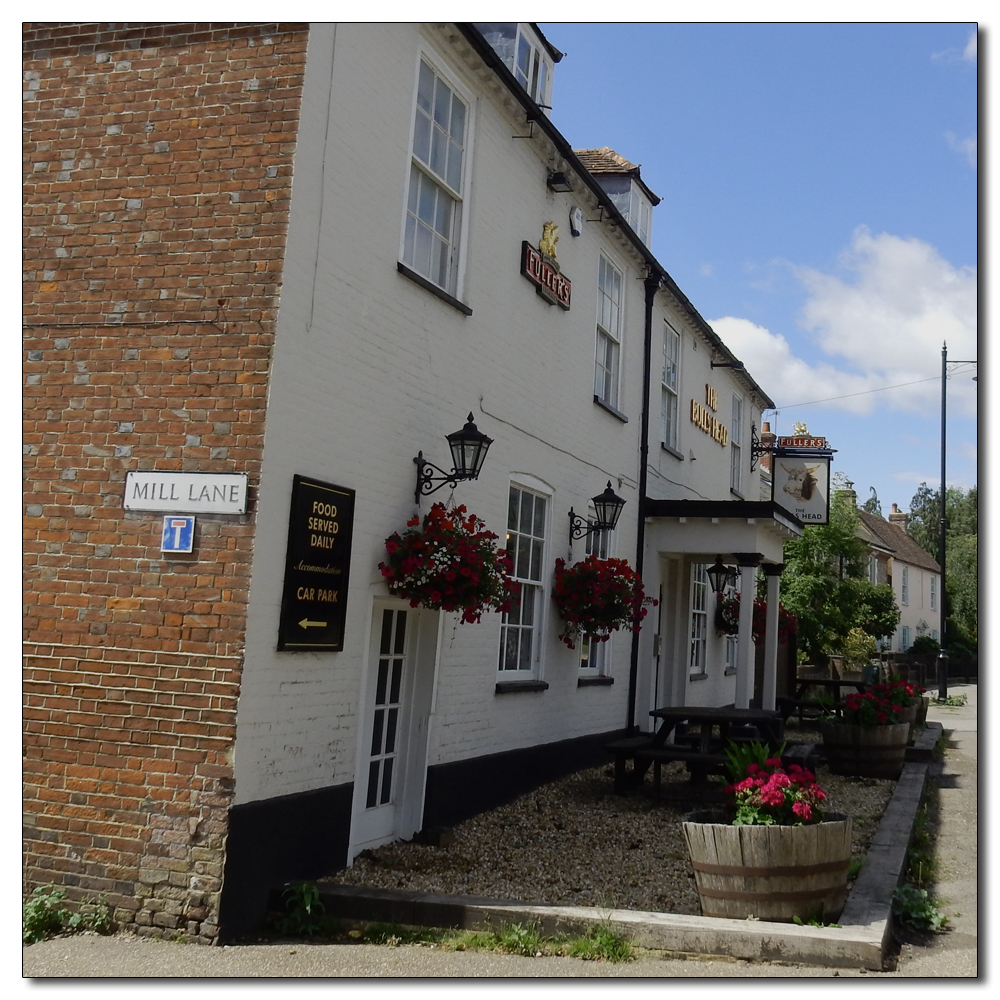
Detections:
[546, 170, 574, 193]
[706, 555, 738, 597]
[414, 413, 494, 504]
[568, 481, 626, 541]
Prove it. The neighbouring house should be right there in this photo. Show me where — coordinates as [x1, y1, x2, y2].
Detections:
[857, 505, 943, 653]
[23, 21, 803, 944]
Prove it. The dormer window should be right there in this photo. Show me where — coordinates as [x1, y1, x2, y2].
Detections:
[474, 22, 561, 109]
[573, 147, 661, 246]
[596, 176, 653, 245]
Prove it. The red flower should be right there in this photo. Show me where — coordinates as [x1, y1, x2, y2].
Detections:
[551, 555, 650, 649]
[377, 502, 519, 623]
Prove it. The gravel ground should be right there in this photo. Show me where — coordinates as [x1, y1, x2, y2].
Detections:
[325, 730, 896, 915]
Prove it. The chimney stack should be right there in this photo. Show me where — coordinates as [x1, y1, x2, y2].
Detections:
[888, 502, 909, 530]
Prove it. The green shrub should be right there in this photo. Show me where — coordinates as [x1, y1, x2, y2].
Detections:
[907, 635, 941, 655]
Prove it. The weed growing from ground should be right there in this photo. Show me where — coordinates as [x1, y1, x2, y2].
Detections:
[275, 881, 327, 938]
[23, 886, 113, 945]
[892, 884, 948, 932]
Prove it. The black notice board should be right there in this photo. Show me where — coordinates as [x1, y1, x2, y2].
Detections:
[277, 475, 355, 651]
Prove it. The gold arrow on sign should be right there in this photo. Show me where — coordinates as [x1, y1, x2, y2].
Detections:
[298, 619, 328, 629]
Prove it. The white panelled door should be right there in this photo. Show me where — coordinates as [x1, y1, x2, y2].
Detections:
[349, 601, 437, 858]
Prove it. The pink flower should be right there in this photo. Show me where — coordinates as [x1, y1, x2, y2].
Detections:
[792, 801, 813, 822]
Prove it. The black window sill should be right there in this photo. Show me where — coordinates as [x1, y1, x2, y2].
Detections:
[724, 668, 737, 676]
[661, 443, 684, 460]
[495, 680, 549, 694]
[593, 395, 628, 422]
[578, 676, 614, 687]
[689, 672, 708, 682]
[397, 262, 473, 316]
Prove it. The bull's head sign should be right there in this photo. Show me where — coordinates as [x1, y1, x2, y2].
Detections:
[772, 455, 831, 524]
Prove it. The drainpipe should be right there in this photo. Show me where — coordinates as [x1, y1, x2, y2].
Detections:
[626, 269, 661, 733]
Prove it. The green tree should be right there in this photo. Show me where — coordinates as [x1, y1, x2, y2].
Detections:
[781, 487, 900, 665]
[907, 483, 977, 650]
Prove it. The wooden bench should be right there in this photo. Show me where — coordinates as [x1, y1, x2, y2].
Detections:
[776, 695, 827, 725]
[780, 742, 819, 771]
[636, 745, 729, 791]
[604, 736, 658, 793]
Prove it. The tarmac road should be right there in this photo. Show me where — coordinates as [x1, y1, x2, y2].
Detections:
[22, 685, 978, 982]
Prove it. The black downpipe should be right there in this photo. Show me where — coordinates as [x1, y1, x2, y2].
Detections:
[627, 271, 661, 733]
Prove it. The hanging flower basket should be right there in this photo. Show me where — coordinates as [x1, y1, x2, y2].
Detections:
[378, 503, 519, 624]
[717, 595, 797, 647]
[551, 555, 652, 650]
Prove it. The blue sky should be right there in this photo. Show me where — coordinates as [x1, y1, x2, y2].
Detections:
[539, 20, 978, 516]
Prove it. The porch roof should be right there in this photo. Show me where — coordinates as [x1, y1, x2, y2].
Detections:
[641, 498, 804, 564]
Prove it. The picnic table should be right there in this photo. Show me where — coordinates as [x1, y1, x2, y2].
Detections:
[777, 676, 868, 723]
[605, 705, 785, 795]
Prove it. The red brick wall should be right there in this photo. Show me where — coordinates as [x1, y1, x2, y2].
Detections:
[23, 22, 308, 942]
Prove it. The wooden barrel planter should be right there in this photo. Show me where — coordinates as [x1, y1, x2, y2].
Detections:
[819, 721, 909, 779]
[898, 702, 919, 742]
[682, 810, 852, 923]
[915, 695, 930, 726]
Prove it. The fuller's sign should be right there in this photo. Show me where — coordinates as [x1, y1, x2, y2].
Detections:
[123, 471, 248, 514]
[277, 475, 355, 651]
[520, 241, 571, 309]
[776, 435, 828, 449]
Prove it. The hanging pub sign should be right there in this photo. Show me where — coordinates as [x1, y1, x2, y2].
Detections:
[772, 453, 833, 524]
[277, 475, 355, 651]
[521, 223, 571, 309]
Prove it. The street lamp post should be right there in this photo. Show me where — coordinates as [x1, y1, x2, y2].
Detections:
[937, 344, 948, 700]
[937, 342, 977, 701]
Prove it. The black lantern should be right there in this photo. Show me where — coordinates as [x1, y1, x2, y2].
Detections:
[569, 481, 626, 541]
[546, 170, 573, 192]
[706, 555, 737, 597]
[414, 413, 493, 503]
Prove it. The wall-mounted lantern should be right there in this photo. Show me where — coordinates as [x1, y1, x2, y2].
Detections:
[706, 555, 738, 597]
[546, 170, 573, 192]
[568, 481, 626, 541]
[414, 413, 493, 504]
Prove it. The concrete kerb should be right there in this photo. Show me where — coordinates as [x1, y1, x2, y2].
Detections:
[313, 722, 942, 971]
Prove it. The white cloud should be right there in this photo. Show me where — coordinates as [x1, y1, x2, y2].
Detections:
[946, 130, 977, 167]
[710, 226, 977, 417]
[963, 30, 977, 62]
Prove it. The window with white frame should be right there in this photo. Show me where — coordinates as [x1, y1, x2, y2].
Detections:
[595, 255, 623, 411]
[401, 58, 468, 297]
[930, 575, 937, 610]
[598, 176, 653, 245]
[689, 562, 708, 676]
[474, 23, 554, 107]
[900, 625, 911, 652]
[730, 394, 743, 493]
[901, 566, 909, 605]
[579, 518, 611, 676]
[499, 484, 548, 676]
[661, 322, 680, 451]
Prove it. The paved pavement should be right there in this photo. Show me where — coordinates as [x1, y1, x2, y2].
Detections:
[22, 685, 978, 981]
